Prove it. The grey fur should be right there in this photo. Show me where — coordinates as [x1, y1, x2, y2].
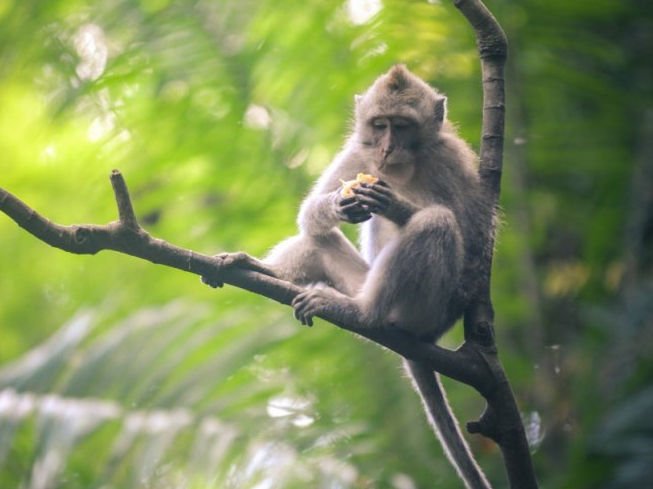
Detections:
[205, 65, 494, 489]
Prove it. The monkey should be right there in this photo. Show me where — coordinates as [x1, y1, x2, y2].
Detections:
[203, 65, 494, 489]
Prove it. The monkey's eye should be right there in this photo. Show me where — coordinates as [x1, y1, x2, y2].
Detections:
[372, 120, 388, 130]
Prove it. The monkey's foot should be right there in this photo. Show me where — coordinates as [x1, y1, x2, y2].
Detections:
[292, 284, 357, 327]
[201, 252, 278, 288]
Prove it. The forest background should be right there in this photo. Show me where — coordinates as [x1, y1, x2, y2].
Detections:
[1, 0, 651, 488]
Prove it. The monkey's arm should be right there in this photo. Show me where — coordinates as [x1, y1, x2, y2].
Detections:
[353, 181, 419, 226]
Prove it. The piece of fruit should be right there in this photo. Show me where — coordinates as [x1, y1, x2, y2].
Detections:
[340, 173, 379, 197]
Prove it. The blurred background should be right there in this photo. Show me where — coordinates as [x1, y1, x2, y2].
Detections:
[1, 0, 651, 488]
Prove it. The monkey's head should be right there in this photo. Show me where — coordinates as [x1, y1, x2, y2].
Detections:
[354, 65, 447, 181]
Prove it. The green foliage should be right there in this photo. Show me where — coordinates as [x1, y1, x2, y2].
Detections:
[1, 0, 652, 488]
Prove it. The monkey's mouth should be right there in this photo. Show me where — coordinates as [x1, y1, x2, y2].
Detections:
[377, 159, 405, 171]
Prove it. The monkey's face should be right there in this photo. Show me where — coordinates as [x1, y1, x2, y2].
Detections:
[354, 65, 448, 183]
[360, 115, 421, 180]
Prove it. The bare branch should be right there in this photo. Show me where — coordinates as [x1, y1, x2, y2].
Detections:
[449, 1, 539, 488]
[110, 169, 139, 229]
[452, 0, 508, 344]
[0, 171, 491, 390]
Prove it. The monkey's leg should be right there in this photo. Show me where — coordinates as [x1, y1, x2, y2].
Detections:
[358, 205, 464, 335]
[291, 207, 464, 330]
[265, 229, 368, 296]
[292, 285, 361, 327]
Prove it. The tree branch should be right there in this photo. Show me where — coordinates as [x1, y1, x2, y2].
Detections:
[110, 170, 139, 229]
[449, 1, 539, 488]
[452, 0, 507, 343]
[0, 173, 490, 391]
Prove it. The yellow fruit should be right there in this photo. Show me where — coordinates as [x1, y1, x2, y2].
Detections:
[340, 173, 378, 197]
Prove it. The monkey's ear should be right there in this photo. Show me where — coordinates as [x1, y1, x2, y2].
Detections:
[434, 96, 448, 124]
[354, 94, 363, 105]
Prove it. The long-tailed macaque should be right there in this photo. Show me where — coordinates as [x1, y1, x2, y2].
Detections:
[203, 65, 494, 489]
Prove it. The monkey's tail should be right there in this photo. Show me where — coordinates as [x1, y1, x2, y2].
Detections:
[405, 359, 492, 489]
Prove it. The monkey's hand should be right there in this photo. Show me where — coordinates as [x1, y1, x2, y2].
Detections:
[353, 181, 417, 226]
[201, 252, 278, 288]
[333, 192, 372, 224]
